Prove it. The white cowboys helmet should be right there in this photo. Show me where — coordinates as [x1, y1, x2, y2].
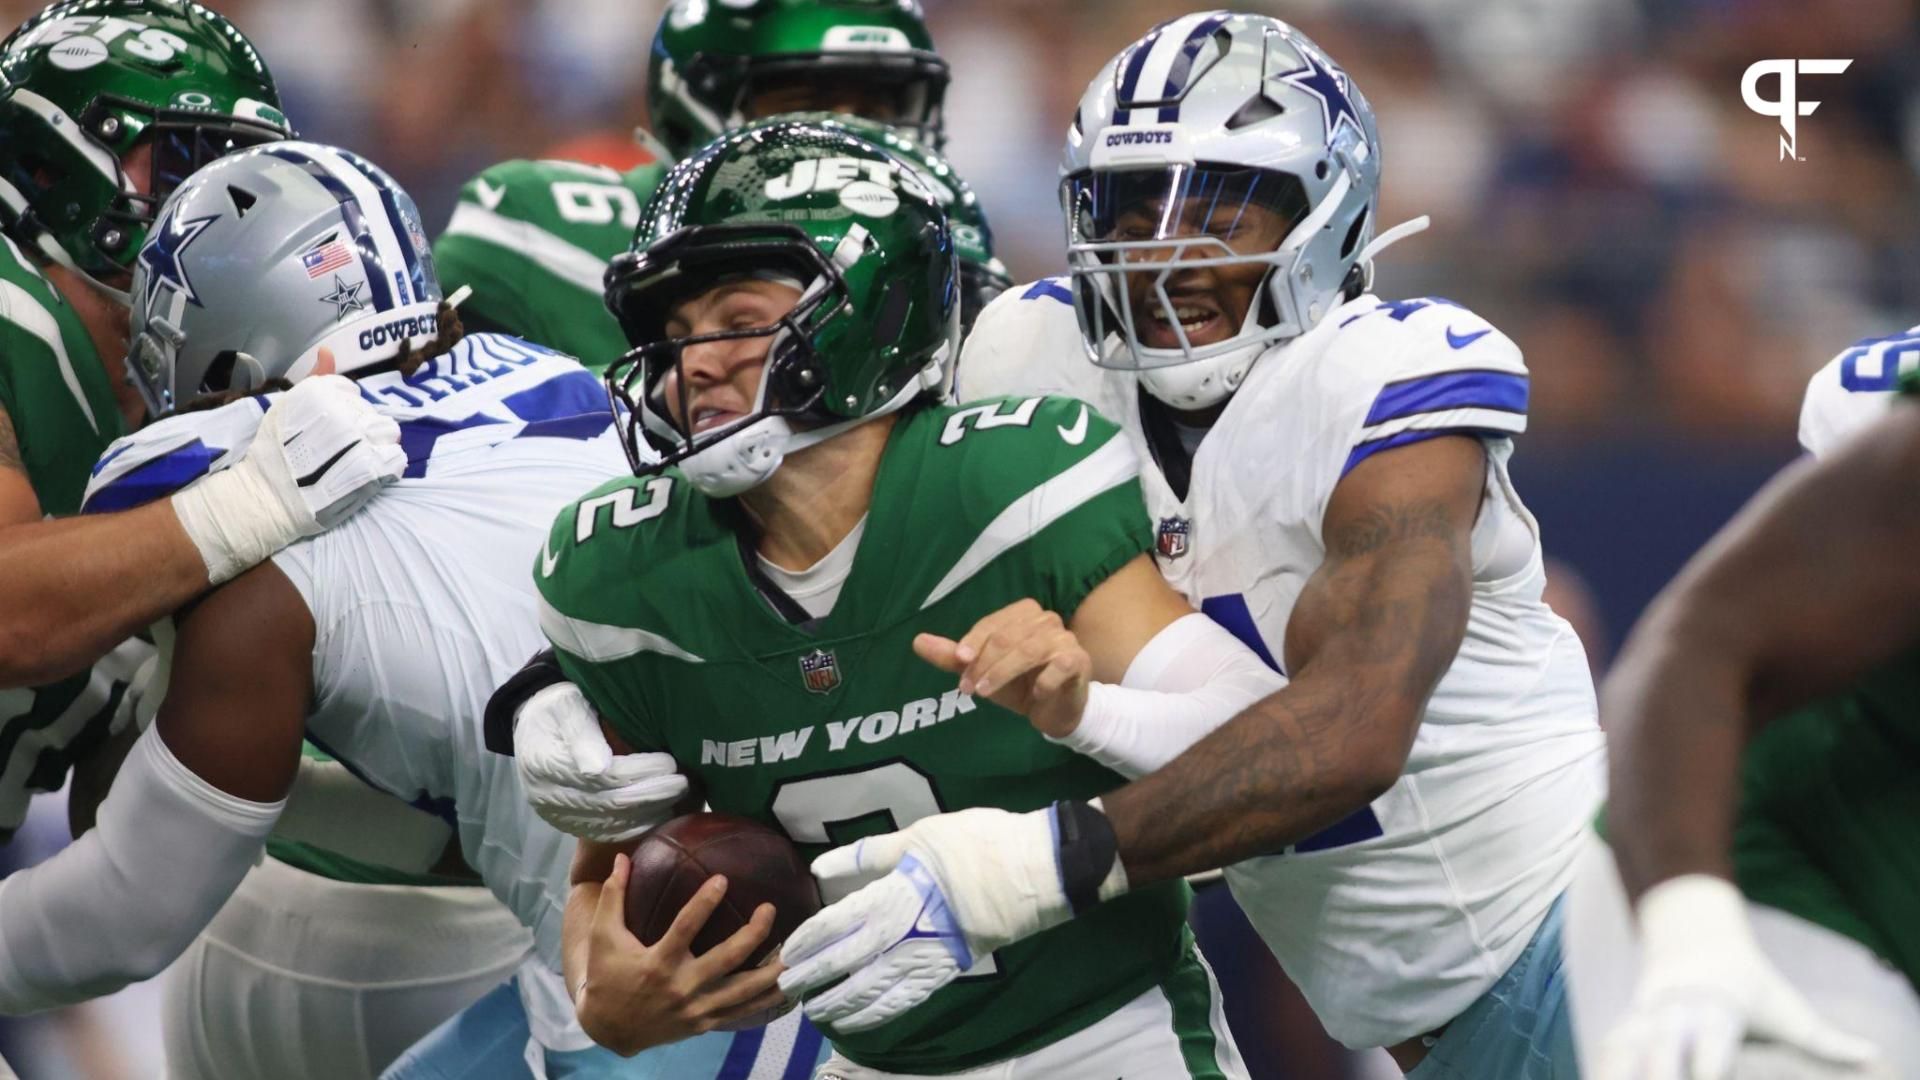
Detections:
[1062, 12, 1423, 411]
[126, 141, 444, 416]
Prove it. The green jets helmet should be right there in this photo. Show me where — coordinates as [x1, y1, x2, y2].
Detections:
[648, 0, 947, 161]
[787, 113, 1009, 333]
[0, 1, 290, 296]
[604, 117, 959, 497]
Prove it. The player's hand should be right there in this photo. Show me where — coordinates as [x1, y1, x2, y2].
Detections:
[171, 372, 406, 584]
[573, 854, 786, 1056]
[913, 598, 1090, 739]
[515, 681, 688, 844]
[1598, 875, 1884, 1080]
[778, 806, 1070, 1033]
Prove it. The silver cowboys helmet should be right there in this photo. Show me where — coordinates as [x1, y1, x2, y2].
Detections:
[1063, 13, 1420, 410]
[127, 140, 443, 416]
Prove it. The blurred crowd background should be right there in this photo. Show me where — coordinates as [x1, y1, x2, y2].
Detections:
[1, 0, 1916, 1076]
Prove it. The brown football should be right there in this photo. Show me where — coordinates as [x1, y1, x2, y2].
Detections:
[624, 812, 821, 973]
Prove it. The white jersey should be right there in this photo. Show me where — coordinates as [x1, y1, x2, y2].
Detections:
[962, 284, 1606, 1049]
[1797, 326, 1920, 456]
[83, 333, 625, 1044]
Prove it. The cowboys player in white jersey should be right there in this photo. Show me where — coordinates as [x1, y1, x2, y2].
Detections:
[1797, 325, 1920, 456]
[759, 14, 1604, 1077]
[0, 142, 822, 1080]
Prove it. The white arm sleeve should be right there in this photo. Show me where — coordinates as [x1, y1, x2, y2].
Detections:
[1049, 613, 1287, 778]
[0, 725, 283, 1013]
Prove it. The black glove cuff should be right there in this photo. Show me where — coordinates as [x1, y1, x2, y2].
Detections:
[483, 647, 568, 756]
[1053, 798, 1120, 916]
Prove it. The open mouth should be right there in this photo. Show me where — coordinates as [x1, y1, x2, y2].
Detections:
[690, 405, 746, 434]
[1141, 295, 1226, 349]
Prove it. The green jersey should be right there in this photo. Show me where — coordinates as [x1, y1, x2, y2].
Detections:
[433, 157, 669, 371]
[0, 233, 134, 837]
[540, 397, 1193, 1073]
[1734, 646, 1920, 988]
[1728, 372, 1920, 987]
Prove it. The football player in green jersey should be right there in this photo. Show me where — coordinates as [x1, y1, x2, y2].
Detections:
[432, 0, 1006, 370]
[0, 0, 412, 841]
[535, 120, 1280, 1076]
[1565, 378, 1920, 1078]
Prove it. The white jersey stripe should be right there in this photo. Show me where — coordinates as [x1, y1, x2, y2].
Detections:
[442, 202, 606, 295]
[0, 276, 99, 435]
[921, 434, 1139, 610]
[539, 596, 705, 664]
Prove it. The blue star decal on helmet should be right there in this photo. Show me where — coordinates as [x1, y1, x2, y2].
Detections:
[1277, 47, 1364, 146]
[319, 274, 367, 319]
[137, 210, 219, 312]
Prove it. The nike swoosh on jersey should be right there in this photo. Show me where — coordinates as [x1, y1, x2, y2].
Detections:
[475, 178, 506, 212]
[541, 537, 561, 578]
[1057, 404, 1090, 445]
[1446, 327, 1491, 350]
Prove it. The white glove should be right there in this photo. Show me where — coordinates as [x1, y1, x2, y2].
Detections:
[778, 806, 1081, 1033]
[1599, 875, 1885, 1080]
[171, 375, 405, 584]
[512, 681, 688, 844]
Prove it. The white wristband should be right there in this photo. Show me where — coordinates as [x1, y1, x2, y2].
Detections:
[171, 462, 303, 585]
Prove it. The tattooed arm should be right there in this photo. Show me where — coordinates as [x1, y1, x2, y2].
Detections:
[1102, 435, 1484, 885]
[0, 403, 204, 687]
[0, 403, 42, 526]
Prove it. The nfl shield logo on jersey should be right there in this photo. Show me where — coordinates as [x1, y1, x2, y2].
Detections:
[1156, 516, 1191, 559]
[799, 649, 841, 694]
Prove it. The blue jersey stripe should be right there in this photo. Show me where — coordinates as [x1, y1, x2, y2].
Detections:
[1157, 13, 1230, 121]
[1342, 427, 1510, 478]
[83, 439, 220, 513]
[715, 1025, 765, 1080]
[1020, 278, 1073, 305]
[260, 146, 395, 311]
[1200, 593, 1283, 675]
[1363, 369, 1528, 427]
[783, 1018, 825, 1080]
[1295, 805, 1386, 852]
[501, 369, 609, 423]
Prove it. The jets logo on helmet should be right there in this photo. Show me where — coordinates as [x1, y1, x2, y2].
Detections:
[0, 1, 291, 300]
[764, 112, 1009, 333]
[603, 117, 958, 497]
[647, 0, 949, 160]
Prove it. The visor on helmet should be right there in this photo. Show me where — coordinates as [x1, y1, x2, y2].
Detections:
[1063, 163, 1309, 371]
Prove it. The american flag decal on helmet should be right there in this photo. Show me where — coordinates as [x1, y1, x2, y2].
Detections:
[1156, 516, 1191, 559]
[799, 648, 841, 694]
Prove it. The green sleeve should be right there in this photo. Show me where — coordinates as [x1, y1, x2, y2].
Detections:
[433, 177, 538, 341]
[535, 477, 670, 753]
[953, 395, 1153, 620]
